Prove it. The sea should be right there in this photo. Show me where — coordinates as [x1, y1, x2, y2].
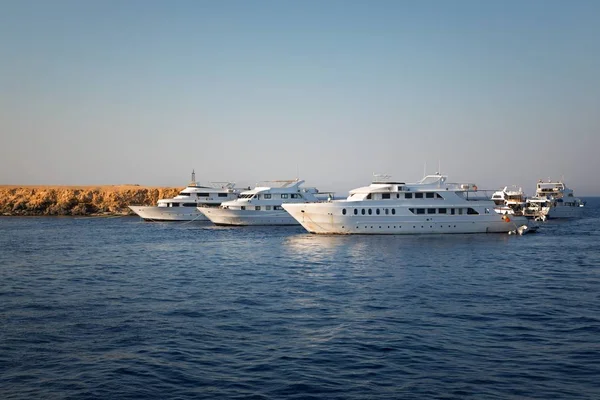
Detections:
[1, 199, 599, 400]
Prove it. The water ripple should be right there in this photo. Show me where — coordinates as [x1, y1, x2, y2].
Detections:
[1, 201, 600, 399]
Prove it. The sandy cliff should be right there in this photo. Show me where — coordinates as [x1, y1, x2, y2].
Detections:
[0, 185, 181, 216]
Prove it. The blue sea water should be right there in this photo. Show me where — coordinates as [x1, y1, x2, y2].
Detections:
[1, 199, 600, 399]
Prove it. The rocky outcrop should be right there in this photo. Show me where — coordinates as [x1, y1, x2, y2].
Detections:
[0, 185, 181, 216]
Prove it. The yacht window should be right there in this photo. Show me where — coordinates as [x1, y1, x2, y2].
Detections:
[218, 193, 228, 197]
[264, 194, 272, 199]
[198, 193, 209, 197]
[266, 206, 272, 210]
[274, 206, 283, 210]
[368, 209, 372, 215]
[415, 193, 423, 199]
[376, 209, 380, 215]
[171, 203, 179, 207]
[397, 194, 400, 198]
[385, 209, 389, 215]
[409, 208, 415, 213]
[427, 208, 436, 214]
[467, 208, 478, 215]
[241, 206, 246, 210]
[416, 208, 425, 214]
[342, 209, 347, 215]
[182, 203, 196, 207]
[291, 194, 301, 199]
[397, 186, 403, 191]
[281, 194, 289, 199]
[405, 193, 412, 199]
[458, 208, 463, 215]
[426, 193, 434, 198]
[451, 209, 455, 215]
[391, 209, 396, 215]
[438, 208, 447, 214]
[179, 193, 191, 197]
[366, 194, 372, 200]
[255, 206, 261, 211]
[382, 193, 390, 199]
[485, 208, 490, 214]
[354, 209, 358, 215]
[436, 193, 444, 199]
[361, 209, 366, 215]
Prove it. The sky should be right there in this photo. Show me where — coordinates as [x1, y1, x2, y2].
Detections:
[1, 0, 599, 196]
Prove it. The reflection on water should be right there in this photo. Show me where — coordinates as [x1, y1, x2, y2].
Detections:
[282, 231, 514, 261]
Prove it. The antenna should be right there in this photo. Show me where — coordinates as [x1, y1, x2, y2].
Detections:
[191, 169, 196, 183]
[438, 160, 441, 174]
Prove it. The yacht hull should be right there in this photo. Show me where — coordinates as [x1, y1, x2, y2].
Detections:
[283, 203, 531, 235]
[524, 203, 584, 219]
[129, 206, 208, 222]
[546, 206, 583, 219]
[198, 207, 298, 226]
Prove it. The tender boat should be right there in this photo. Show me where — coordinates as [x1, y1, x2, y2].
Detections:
[197, 179, 324, 226]
[128, 171, 239, 221]
[282, 173, 534, 235]
[491, 186, 527, 215]
[523, 179, 584, 220]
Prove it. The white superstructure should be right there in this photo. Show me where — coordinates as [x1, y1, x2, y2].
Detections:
[523, 179, 584, 219]
[491, 186, 527, 215]
[128, 171, 239, 221]
[283, 173, 533, 235]
[197, 179, 322, 226]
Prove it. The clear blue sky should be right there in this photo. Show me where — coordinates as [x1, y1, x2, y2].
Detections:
[1, 0, 599, 195]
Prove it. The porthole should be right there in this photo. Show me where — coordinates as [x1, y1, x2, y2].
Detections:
[385, 209, 389, 215]
[392, 209, 396, 215]
[342, 208, 347, 215]
[361, 209, 366, 215]
[368, 209, 372, 215]
[376, 209, 380, 215]
[354, 209, 358, 215]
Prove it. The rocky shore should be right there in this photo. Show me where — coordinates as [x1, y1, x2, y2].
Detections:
[0, 185, 181, 216]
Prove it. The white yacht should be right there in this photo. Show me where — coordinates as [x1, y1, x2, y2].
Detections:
[282, 173, 533, 235]
[197, 179, 323, 226]
[491, 186, 527, 215]
[523, 179, 584, 220]
[128, 171, 239, 221]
